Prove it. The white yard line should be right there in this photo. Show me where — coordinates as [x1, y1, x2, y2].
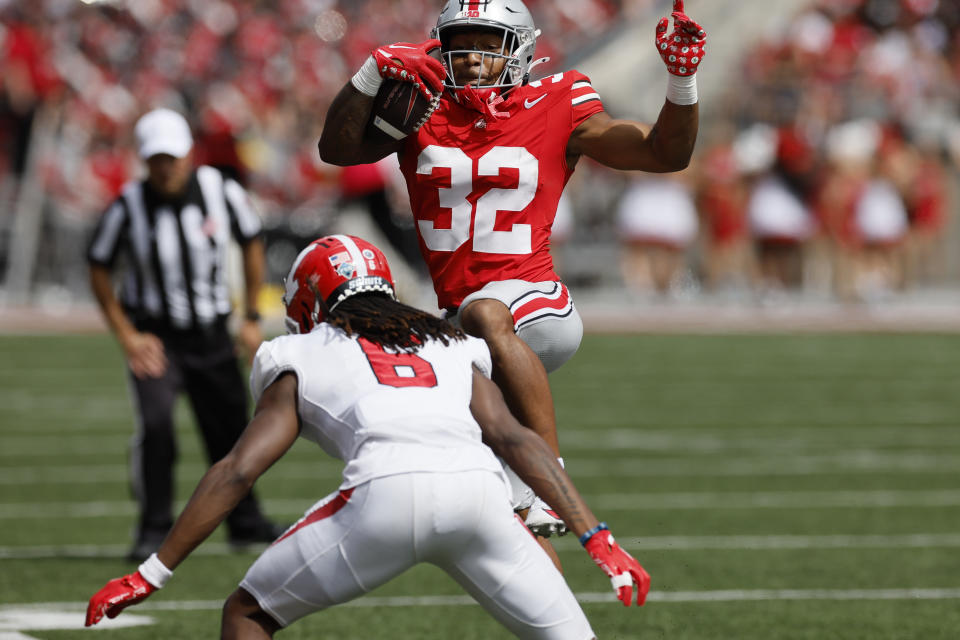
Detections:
[2, 489, 960, 520]
[4, 532, 960, 560]
[4, 588, 960, 614]
[588, 489, 960, 510]
[3, 452, 960, 485]
[6, 426, 960, 457]
[555, 532, 960, 551]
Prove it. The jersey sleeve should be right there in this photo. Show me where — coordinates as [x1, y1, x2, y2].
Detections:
[249, 338, 298, 404]
[465, 336, 493, 379]
[86, 197, 128, 267]
[568, 71, 605, 130]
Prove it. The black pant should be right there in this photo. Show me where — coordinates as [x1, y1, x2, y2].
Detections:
[127, 321, 266, 540]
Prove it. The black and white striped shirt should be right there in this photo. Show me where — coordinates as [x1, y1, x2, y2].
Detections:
[88, 165, 262, 330]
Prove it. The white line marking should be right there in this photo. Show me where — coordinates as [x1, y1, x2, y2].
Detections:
[0, 608, 152, 632]
[558, 427, 960, 452]
[640, 588, 960, 603]
[0, 632, 39, 640]
[6, 451, 960, 485]
[588, 489, 960, 510]
[0, 542, 245, 560]
[570, 453, 960, 477]
[6, 425, 960, 454]
[557, 532, 960, 551]
[4, 533, 960, 560]
[3, 489, 960, 520]
[6, 588, 960, 615]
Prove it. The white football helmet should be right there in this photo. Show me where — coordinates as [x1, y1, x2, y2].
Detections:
[431, 0, 541, 92]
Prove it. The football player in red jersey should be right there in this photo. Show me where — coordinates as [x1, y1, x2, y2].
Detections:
[320, 0, 705, 540]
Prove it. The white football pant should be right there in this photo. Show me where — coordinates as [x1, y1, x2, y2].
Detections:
[240, 470, 594, 639]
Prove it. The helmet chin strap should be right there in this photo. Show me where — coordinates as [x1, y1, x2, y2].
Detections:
[457, 85, 511, 120]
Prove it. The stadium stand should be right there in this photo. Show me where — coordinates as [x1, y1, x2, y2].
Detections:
[1, 0, 958, 309]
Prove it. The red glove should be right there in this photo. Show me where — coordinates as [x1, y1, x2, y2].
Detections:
[655, 0, 706, 76]
[582, 525, 650, 607]
[85, 571, 157, 627]
[372, 39, 446, 100]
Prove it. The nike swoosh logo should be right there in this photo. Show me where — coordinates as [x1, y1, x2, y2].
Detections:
[524, 94, 547, 109]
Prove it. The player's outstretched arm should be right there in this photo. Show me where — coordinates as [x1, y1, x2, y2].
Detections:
[567, 0, 704, 172]
[319, 39, 445, 166]
[85, 373, 301, 627]
[470, 370, 650, 606]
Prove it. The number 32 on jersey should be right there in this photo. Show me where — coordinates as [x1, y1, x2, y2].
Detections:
[416, 145, 537, 255]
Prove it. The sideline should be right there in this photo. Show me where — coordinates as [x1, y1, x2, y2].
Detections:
[3, 293, 960, 335]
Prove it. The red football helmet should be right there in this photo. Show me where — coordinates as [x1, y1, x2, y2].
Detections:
[283, 235, 396, 334]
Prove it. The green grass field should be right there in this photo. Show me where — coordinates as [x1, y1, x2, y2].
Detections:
[2, 332, 959, 639]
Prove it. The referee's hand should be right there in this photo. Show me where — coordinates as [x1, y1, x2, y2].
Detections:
[122, 331, 168, 378]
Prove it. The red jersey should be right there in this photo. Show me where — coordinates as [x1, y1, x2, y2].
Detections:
[398, 71, 604, 309]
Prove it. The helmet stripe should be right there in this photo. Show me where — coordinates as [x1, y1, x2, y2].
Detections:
[331, 234, 369, 277]
[284, 242, 319, 305]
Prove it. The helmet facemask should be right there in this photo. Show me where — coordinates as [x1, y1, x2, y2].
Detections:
[436, 26, 537, 92]
[431, 0, 540, 95]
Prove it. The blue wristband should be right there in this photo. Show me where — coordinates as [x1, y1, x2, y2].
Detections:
[579, 522, 608, 546]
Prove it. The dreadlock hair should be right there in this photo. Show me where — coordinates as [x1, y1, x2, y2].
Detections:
[324, 293, 466, 352]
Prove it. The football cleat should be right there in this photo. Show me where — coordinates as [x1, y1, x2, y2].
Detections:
[524, 496, 568, 537]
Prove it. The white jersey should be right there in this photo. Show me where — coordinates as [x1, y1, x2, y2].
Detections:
[250, 324, 504, 489]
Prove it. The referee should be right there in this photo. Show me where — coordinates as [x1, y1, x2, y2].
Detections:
[88, 108, 282, 561]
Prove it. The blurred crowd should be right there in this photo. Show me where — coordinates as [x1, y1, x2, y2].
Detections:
[598, 0, 960, 303]
[0, 0, 632, 226]
[2, 0, 958, 304]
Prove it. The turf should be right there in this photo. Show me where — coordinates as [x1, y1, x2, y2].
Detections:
[1, 333, 958, 638]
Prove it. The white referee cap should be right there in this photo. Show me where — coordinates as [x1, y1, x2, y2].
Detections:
[135, 108, 193, 159]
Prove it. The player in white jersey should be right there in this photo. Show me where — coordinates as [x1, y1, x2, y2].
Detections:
[85, 234, 650, 639]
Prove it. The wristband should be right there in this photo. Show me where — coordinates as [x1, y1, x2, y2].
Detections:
[138, 553, 173, 589]
[579, 522, 609, 546]
[666, 73, 698, 106]
[351, 56, 383, 97]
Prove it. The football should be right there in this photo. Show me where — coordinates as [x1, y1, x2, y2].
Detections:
[365, 48, 443, 145]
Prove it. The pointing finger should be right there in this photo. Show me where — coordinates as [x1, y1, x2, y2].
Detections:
[673, 0, 684, 12]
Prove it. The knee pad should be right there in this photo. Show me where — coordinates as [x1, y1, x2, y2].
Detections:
[457, 280, 583, 373]
[516, 311, 583, 373]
